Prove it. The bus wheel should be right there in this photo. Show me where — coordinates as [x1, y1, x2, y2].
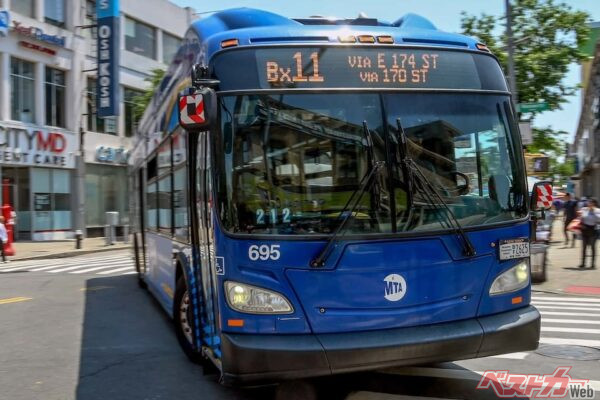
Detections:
[133, 235, 147, 289]
[174, 276, 203, 364]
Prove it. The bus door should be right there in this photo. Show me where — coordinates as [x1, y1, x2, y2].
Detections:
[195, 132, 220, 354]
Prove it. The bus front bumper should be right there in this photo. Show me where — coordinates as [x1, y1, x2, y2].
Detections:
[220, 305, 540, 385]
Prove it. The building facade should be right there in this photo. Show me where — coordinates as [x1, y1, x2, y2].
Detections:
[572, 23, 600, 200]
[0, 0, 195, 240]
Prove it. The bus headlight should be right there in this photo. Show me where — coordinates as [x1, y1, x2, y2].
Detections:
[225, 281, 293, 314]
[489, 259, 530, 295]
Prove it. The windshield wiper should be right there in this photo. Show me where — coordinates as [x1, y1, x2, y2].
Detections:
[310, 122, 383, 268]
[395, 119, 476, 257]
[309, 161, 385, 268]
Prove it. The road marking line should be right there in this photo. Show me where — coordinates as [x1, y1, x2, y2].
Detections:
[539, 311, 600, 317]
[542, 318, 600, 325]
[96, 266, 135, 275]
[70, 262, 134, 274]
[121, 271, 138, 275]
[533, 300, 600, 307]
[48, 260, 133, 273]
[542, 326, 600, 335]
[0, 296, 32, 305]
[535, 305, 600, 312]
[381, 366, 600, 391]
[486, 352, 529, 360]
[540, 336, 600, 347]
[533, 296, 600, 303]
[80, 286, 114, 292]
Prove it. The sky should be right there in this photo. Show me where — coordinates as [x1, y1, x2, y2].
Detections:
[172, 0, 600, 141]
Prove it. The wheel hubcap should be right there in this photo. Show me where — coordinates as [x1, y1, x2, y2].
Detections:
[180, 291, 193, 344]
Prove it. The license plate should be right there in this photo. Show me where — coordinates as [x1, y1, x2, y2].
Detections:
[499, 238, 530, 260]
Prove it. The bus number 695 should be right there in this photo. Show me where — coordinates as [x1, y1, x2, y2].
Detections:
[248, 244, 281, 261]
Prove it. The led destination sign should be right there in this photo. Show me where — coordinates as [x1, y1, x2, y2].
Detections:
[213, 47, 508, 91]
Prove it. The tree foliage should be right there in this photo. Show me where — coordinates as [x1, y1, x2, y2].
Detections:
[461, 0, 590, 113]
[133, 68, 166, 121]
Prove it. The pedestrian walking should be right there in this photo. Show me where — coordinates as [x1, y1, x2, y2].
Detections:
[0, 216, 8, 263]
[563, 193, 578, 247]
[579, 198, 600, 269]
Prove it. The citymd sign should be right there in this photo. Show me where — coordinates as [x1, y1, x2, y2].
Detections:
[96, 0, 120, 117]
[0, 123, 76, 168]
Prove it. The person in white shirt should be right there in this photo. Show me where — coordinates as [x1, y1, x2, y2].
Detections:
[0, 216, 7, 263]
[579, 199, 600, 269]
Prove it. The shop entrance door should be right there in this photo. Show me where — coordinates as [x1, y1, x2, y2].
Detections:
[1, 167, 31, 241]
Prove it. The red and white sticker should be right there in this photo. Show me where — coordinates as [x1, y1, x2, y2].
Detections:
[179, 93, 205, 126]
[535, 183, 552, 209]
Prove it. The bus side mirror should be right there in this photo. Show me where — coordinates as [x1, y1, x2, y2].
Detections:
[530, 181, 553, 212]
[178, 87, 217, 131]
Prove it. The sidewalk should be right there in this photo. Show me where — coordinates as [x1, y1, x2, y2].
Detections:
[534, 218, 600, 295]
[8, 237, 131, 261]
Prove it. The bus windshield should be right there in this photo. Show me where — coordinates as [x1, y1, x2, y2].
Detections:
[215, 91, 527, 235]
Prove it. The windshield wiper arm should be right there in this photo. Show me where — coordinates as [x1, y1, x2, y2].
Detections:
[395, 119, 476, 257]
[310, 161, 385, 268]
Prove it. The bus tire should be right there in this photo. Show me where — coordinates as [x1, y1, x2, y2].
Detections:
[133, 235, 147, 289]
[174, 276, 204, 364]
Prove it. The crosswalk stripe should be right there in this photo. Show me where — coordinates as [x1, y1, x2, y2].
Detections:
[121, 271, 138, 275]
[382, 366, 600, 392]
[542, 318, 600, 325]
[0, 255, 131, 272]
[48, 260, 133, 273]
[533, 295, 600, 303]
[486, 352, 529, 360]
[541, 326, 600, 335]
[71, 263, 134, 274]
[535, 305, 600, 312]
[96, 266, 135, 275]
[533, 300, 600, 307]
[540, 336, 600, 347]
[540, 311, 600, 317]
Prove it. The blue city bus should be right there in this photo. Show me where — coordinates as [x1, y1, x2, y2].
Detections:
[130, 8, 549, 386]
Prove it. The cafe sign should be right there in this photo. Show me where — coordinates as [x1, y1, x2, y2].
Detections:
[0, 123, 76, 168]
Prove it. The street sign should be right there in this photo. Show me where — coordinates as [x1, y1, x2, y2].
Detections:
[518, 102, 550, 113]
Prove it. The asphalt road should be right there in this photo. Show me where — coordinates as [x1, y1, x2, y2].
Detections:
[1, 251, 599, 400]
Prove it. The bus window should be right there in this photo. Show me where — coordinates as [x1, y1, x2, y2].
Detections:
[146, 181, 157, 230]
[158, 174, 172, 234]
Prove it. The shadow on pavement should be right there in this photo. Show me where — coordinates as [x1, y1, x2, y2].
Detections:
[75, 275, 269, 400]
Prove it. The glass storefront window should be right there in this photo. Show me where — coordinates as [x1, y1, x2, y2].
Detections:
[124, 88, 143, 137]
[85, 164, 128, 227]
[162, 32, 181, 64]
[12, 0, 35, 17]
[45, 0, 65, 27]
[10, 58, 35, 124]
[45, 67, 66, 128]
[32, 168, 71, 232]
[125, 17, 156, 59]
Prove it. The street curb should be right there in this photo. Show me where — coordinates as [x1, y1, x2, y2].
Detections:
[9, 245, 131, 262]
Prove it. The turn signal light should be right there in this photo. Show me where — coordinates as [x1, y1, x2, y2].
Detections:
[377, 35, 394, 44]
[338, 35, 357, 43]
[221, 39, 239, 48]
[476, 43, 490, 52]
[357, 35, 376, 43]
[227, 319, 244, 327]
[511, 296, 523, 305]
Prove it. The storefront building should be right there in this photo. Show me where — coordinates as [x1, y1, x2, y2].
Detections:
[572, 22, 600, 200]
[0, 0, 195, 239]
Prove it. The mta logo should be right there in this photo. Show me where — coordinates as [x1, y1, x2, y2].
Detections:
[384, 274, 407, 302]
